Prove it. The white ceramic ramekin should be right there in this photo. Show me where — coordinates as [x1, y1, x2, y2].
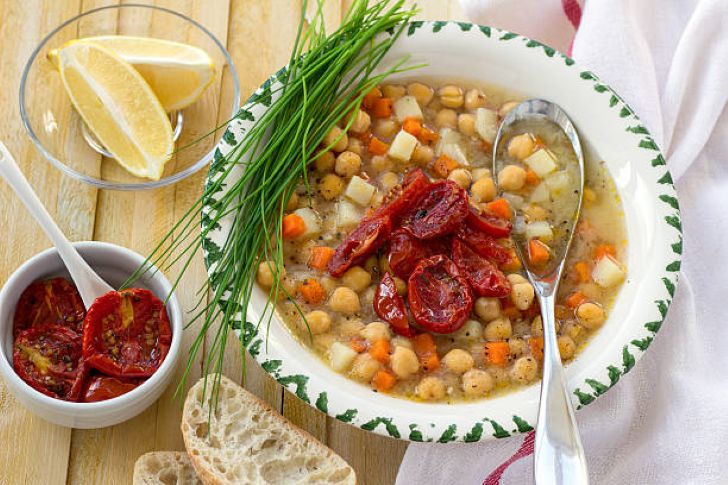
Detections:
[0, 241, 182, 428]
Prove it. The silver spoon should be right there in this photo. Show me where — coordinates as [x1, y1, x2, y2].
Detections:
[0, 142, 113, 308]
[492, 99, 589, 485]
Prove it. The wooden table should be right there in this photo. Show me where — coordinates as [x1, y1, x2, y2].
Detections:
[0, 1, 465, 484]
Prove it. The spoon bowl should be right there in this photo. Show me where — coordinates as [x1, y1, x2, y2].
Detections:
[493, 99, 589, 484]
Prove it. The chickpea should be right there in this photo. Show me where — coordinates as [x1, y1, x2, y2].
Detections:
[484, 318, 512, 341]
[489, 366, 510, 387]
[579, 282, 601, 300]
[379, 171, 400, 193]
[464, 88, 487, 111]
[498, 165, 527, 191]
[507, 273, 528, 285]
[531, 316, 543, 337]
[448, 168, 472, 189]
[379, 254, 392, 275]
[335, 151, 362, 178]
[391, 337, 413, 350]
[328, 287, 361, 315]
[561, 320, 584, 340]
[456, 319, 483, 341]
[511, 356, 539, 384]
[320, 276, 337, 294]
[360, 321, 391, 343]
[285, 192, 299, 211]
[438, 85, 464, 108]
[461, 369, 494, 396]
[507, 134, 535, 160]
[416, 376, 446, 400]
[471, 167, 491, 181]
[470, 177, 497, 203]
[364, 255, 378, 274]
[346, 137, 363, 155]
[315, 150, 336, 172]
[407, 82, 434, 106]
[475, 297, 501, 321]
[360, 286, 375, 307]
[382, 84, 406, 100]
[511, 283, 535, 310]
[338, 318, 365, 337]
[390, 346, 420, 379]
[313, 333, 335, 353]
[443, 349, 475, 374]
[558, 335, 577, 360]
[350, 353, 381, 381]
[576, 302, 606, 329]
[324, 125, 348, 152]
[349, 109, 371, 133]
[498, 101, 519, 118]
[341, 266, 371, 293]
[409, 145, 433, 166]
[435, 108, 457, 129]
[318, 174, 345, 200]
[303, 310, 332, 335]
[393, 276, 407, 296]
[509, 337, 526, 357]
[278, 277, 298, 301]
[457, 113, 476, 137]
[370, 155, 393, 173]
[523, 204, 548, 221]
[374, 119, 398, 139]
[257, 260, 283, 287]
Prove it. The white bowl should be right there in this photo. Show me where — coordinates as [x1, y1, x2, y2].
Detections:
[0, 241, 182, 428]
[202, 22, 682, 442]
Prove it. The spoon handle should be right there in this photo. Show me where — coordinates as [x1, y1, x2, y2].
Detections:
[0, 142, 113, 308]
[534, 293, 589, 485]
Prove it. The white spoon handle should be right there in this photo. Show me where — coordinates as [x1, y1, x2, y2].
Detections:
[0, 142, 113, 308]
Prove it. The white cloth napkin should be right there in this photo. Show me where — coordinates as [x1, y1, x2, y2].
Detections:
[397, 0, 728, 483]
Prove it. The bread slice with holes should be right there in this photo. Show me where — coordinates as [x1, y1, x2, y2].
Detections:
[181, 374, 356, 485]
[133, 451, 202, 485]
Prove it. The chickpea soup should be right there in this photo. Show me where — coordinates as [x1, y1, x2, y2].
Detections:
[256, 79, 627, 403]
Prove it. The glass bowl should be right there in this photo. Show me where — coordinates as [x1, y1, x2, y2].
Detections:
[19, 4, 240, 191]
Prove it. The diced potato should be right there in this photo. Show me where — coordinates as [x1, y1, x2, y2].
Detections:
[475, 108, 498, 143]
[501, 192, 524, 210]
[529, 183, 551, 203]
[524, 221, 553, 241]
[388, 130, 418, 161]
[336, 200, 361, 229]
[293, 207, 320, 238]
[435, 128, 462, 155]
[524, 148, 558, 177]
[393, 95, 423, 122]
[441, 143, 469, 166]
[344, 176, 376, 206]
[545, 171, 570, 195]
[329, 342, 357, 372]
[592, 255, 626, 288]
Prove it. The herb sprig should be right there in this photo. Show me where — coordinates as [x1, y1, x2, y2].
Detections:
[125, 0, 419, 401]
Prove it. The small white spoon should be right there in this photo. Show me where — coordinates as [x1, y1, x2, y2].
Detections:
[0, 142, 113, 309]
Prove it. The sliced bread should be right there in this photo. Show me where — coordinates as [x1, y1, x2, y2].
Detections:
[133, 451, 202, 485]
[181, 374, 356, 485]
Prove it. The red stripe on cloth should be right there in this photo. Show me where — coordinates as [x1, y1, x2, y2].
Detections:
[482, 432, 536, 485]
[561, 0, 583, 30]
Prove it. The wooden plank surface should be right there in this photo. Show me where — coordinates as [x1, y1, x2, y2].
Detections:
[0, 1, 466, 484]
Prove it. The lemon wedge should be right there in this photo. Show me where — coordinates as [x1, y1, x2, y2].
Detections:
[49, 36, 215, 112]
[56, 42, 173, 180]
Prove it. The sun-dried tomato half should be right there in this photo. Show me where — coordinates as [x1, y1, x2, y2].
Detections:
[407, 255, 473, 334]
[466, 206, 512, 238]
[81, 375, 142, 402]
[457, 224, 512, 266]
[387, 229, 449, 279]
[82, 288, 172, 378]
[13, 278, 85, 337]
[372, 168, 431, 222]
[328, 215, 392, 277]
[452, 239, 511, 297]
[13, 324, 84, 400]
[373, 273, 416, 337]
[402, 180, 469, 239]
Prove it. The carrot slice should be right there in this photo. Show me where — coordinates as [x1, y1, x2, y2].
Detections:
[282, 213, 306, 239]
[362, 87, 382, 109]
[431, 154, 459, 178]
[594, 244, 617, 260]
[349, 336, 367, 353]
[402, 117, 422, 136]
[299, 278, 325, 304]
[372, 370, 397, 392]
[371, 97, 393, 118]
[308, 246, 335, 270]
[484, 341, 510, 366]
[368, 137, 390, 156]
[573, 261, 590, 283]
[486, 198, 512, 220]
[529, 337, 544, 360]
[565, 291, 588, 309]
[417, 126, 439, 144]
[413, 334, 440, 372]
[525, 168, 541, 186]
[528, 239, 550, 266]
[368, 339, 391, 364]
